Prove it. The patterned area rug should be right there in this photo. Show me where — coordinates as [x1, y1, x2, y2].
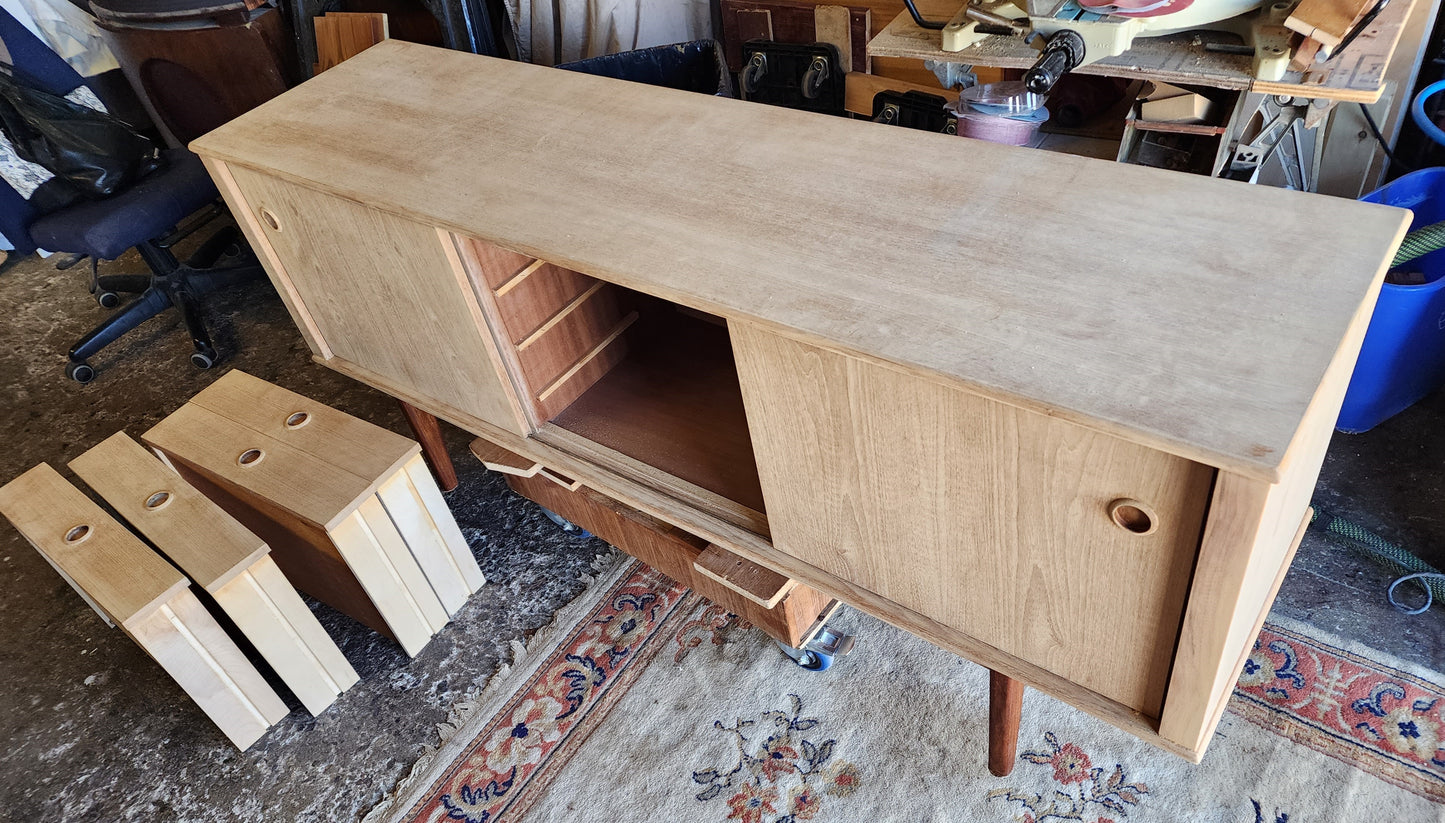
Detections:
[365, 561, 1445, 823]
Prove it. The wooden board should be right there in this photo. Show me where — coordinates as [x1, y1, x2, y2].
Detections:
[126, 589, 290, 750]
[0, 464, 190, 626]
[69, 432, 266, 593]
[730, 322, 1215, 716]
[695, 544, 797, 608]
[314, 12, 388, 73]
[208, 555, 361, 716]
[218, 164, 528, 438]
[187, 369, 419, 485]
[494, 263, 598, 345]
[867, 0, 1415, 104]
[468, 438, 544, 476]
[144, 403, 374, 531]
[191, 42, 1410, 481]
[1285, 0, 1373, 48]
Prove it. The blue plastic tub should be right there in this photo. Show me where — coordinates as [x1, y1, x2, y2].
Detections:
[1337, 168, 1445, 433]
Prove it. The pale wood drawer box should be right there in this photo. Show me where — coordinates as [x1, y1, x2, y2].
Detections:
[0, 464, 290, 750]
[190, 40, 1409, 762]
[142, 371, 484, 658]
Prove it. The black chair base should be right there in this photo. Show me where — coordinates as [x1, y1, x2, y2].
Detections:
[66, 226, 264, 383]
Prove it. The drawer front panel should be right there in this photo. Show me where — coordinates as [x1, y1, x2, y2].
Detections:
[225, 166, 525, 435]
[731, 323, 1213, 716]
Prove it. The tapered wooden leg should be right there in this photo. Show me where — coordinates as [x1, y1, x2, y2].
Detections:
[398, 400, 458, 492]
[989, 669, 1024, 777]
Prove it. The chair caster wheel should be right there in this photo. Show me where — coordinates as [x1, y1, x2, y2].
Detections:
[778, 625, 855, 672]
[96, 291, 120, 309]
[538, 506, 592, 539]
[67, 362, 96, 384]
[190, 350, 215, 369]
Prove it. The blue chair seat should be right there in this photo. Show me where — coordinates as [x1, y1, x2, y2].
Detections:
[28, 148, 219, 260]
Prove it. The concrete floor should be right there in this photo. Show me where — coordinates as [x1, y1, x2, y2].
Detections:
[0, 235, 1441, 821]
[0, 242, 617, 822]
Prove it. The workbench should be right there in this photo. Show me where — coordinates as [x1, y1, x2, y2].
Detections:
[191, 40, 1407, 766]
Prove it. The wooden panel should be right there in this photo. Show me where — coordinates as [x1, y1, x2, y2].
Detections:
[126, 590, 289, 750]
[1157, 249, 1386, 756]
[223, 164, 527, 437]
[695, 544, 796, 608]
[327, 508, 439, 656]
[0, 464, 188, 626]
[376, 468, 475, 614]
[494, 263, 598, 344]
[155, 454, 394, 638]
[503, 470, 834, 648]
[844, 70, 948, 115]
[69, 432, 267, 593]
[353, 497, 451, 632]
[145, 403, 371, 530]
[731, 322, 1214, 716]
[515, 285, 627, 392]
[210, 556, 361, 716]
[401, 456, 485, 591]
[191, 43, 1410, 480]
[187, 370, 419, 484]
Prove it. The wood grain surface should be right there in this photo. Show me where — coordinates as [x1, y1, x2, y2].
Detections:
[731, 322, 1215, 716]
[0, 464, 188, 626]
[192, 41, 1408, 479]
[69, 432, 268, 592]
[220, 164, 528, 437]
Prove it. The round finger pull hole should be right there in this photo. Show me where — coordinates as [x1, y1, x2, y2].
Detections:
[285, 411, 310, 429]
[238, 448, 265, 466]
[145, 491, 172, 511]
[259, 208, 281, 231]
[64, 524, 91, 544]
[1108, 498, 1157, 536]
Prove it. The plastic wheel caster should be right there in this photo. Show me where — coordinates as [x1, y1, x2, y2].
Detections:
[538, 506, 592, 539]
[778, 625, 855, 671]
[96, 290, 120, 309]
[801, 56, 829, 100]
[66, 362, 96, 384]
[740, 52, 768, 96]
[190, 350, 216, 369]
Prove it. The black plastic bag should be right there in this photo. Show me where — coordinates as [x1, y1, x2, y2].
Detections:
[0, 69, 160, 203]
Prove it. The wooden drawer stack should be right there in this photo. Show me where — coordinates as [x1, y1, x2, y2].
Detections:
[0, 465, 291, 750]
[460, 237, 637, 420]
[143, 371, 484, 657]
[70, 432, 360, 717]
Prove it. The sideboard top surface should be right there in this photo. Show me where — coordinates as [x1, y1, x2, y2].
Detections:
[192, 40, 1408, 481]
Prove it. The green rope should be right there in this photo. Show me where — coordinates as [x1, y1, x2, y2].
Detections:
[1310, 507, 1445, 612]
[1392, 219, 1445, 268]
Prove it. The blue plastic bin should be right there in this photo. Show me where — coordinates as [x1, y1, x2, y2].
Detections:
[1337, 168, 1445, 433]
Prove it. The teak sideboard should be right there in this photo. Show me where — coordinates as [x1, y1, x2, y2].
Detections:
[191, 40, 1408, 763]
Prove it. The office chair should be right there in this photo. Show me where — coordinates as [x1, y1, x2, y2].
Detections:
[0, 7, 263, 384]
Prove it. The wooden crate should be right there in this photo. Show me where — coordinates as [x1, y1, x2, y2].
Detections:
[70, 432, 360, 716]
[0, 464, 289, 750]
[143, 371, 484, 657]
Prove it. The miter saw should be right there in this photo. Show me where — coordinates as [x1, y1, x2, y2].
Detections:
[903, 0, 1294, 93]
